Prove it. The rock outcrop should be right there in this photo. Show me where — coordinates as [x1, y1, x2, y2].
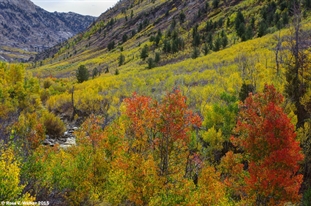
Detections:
[43, 126, 78, 149]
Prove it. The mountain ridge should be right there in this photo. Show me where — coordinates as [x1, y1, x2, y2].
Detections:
[0, 0, 96, 62]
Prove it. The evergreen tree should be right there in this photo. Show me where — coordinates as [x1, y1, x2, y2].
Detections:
[237, 23, 246, 40]
[165, 9, 169, 17]
[107, 41, 115, 51]
[147, 58, 155, 69]
[235, 11, 245, 39]
[157, 29, 162, 37]
[226, 17, 230, 27]
[119, 53, 125, 66]
[206, 20, 213, 32]
[239, 83, 255, 101]
[207, 33, 214, 50]
[155, 52, 161, 64]
[218, 17, 224, 27]
[235, 11, 245, 28]
[250, 17, 255, 29]
[203, 43, 209, 55]
[282, 11, 289, 25]
[222, 33, 228, 48]
[170, 18, 177, 29]
[155, 34, 161, 47]
[172, 30, 178, 40]
[76, 65, 89, 83]
[122, 34, 128, 43]
[163, 40, 171, 53]
[150, 36, 156, 42]
[179, 11, 186, 23]
[245, 25, 253, 40]
[138, 23, 143, 32]
[92, 67, 99, 78]
[193, 33, 201, 47]
[140, 45, 149, 60]
[192, 47, 200, 59]
[212, 0, 220, 8]
[273, 12, 280, 26]
[258, 21, 267, 37]
[171, 39, 178, 53]
[213, 37, 221, 51]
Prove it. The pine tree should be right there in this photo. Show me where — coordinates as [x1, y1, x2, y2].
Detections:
[155, 34, 161, 47]
[282, 11, 289, 25]
[245, 25, 253, 40]
[107, 41, 115, 51]
[203, 43, 209, 55]
[213, 37, 221, 51]
[237, 23, 246, 40]
[221, 30, 228, 48]
[192, 47, 200, 59]
[155, 52, 161, 64]
[122, 34, 128, 43]
[163, 40, 171, 53]
[193, 33, 201, 47]
[258, 21, 267, 37]
[207, 33, 213, 45]
[92, 67, 99, 78]
[147, 58, 155, 69]
[179, 11, 186, 23]
[119, 53, 125, 66]
[76, 65, 89, 83]
[212, 0, 220, 8]
[235, 11, 245, 39]
[140, 45, 149, 60]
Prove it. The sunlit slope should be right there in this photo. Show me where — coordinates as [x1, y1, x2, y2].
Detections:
[31, 0, 299, 77]
[45, 25, 299, 119]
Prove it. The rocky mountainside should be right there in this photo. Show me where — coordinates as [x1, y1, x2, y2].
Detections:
[33, 0, 310, 78]
[0, 0, 96, 62]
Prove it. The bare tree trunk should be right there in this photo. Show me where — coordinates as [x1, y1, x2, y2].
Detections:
[274, 31, 282, 75]
[71, 86, 76, 122]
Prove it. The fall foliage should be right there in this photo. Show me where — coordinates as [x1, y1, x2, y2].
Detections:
[231, 85, 304, 205]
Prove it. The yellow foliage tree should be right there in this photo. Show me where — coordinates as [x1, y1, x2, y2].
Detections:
[0, 146, 35, 201]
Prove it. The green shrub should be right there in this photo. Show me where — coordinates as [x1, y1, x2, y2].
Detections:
[43, 78, 54, 89]
[43, 112, 66, 138]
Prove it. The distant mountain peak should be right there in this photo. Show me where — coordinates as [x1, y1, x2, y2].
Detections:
[0, 0, 37, 13]
[0, 0, 96, 62]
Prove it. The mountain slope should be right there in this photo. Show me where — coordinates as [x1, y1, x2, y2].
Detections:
[33, 0, 308, 78]
[0, 0, 96, 62]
